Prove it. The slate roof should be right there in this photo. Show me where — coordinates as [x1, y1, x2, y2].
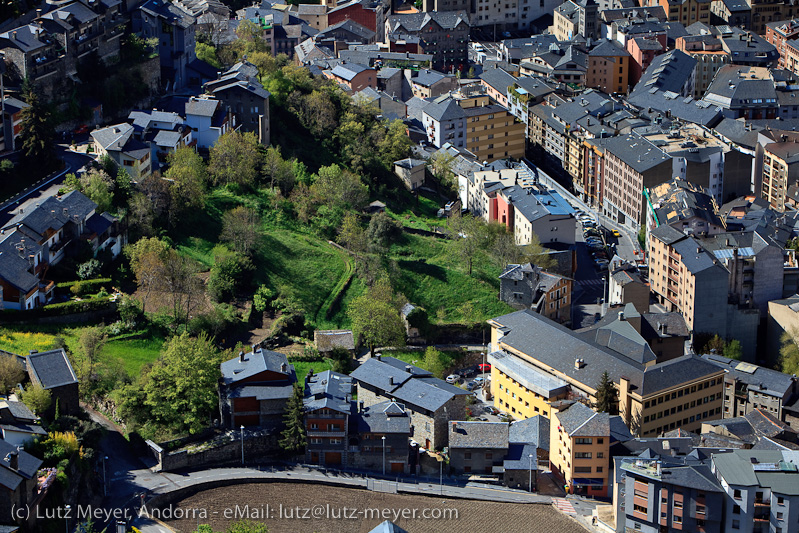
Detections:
[318, 19, 375, 41]
[0, 400, 36, 422]
[27, 349, 78, 390]
[590, 39, 630, 57]
[704, 65, 777, 109]
[0, 230, 40, 291]
[4, 190, 96, 238]
[221, 347, 294, 385]
[315, 329, 355, 352]
[351, 357, 413, 394]
[0, 439, 42, 491]
[385, 10, 469, 33]
[423, 97, 465, 122]
[622, 456, 723, 492]
[745, 409, 796, 439]
[413, 69, 446, 88]
[479, 67, 517, 94]
[304, 370, 352, 415]
[632, 49, 696, 96]
[510, 416, 549, 450]
[640, 355, 723, 396]
[601, 134, 671, 174]
[330, 62, 371, 81]
[713, 450, 799, 493]
[153, 130, 182, 148]
[503, 443, 538, 470]
[392, 376, 470, 412]
[356, 400, 411, 434]
[557, 402, 609, 437]
[449, 421, 510, 449]
[700, 354, 796, 399]
[0, 24, 50, 53]
[185, 97, 219, 117]
[140, 0, 195, 28]
[91, 123, 135, 152]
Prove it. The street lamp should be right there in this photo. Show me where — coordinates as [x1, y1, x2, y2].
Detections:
[64, 505, 71, 533]
[103, 455, 108, 497]
[240, 425, 245, 465]
[439, 457, 443, 495]
[528, 454, 534, 493]
[382, 436, 386, 476]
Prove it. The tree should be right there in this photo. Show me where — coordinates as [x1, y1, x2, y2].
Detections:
[141, 332, 224, 434]
[337, 212, 366, 255]
[448, 213, 485, 276]
[20, 384, 51, 416]
[164, 146, 207, 224]
[125, 237, 171, 310]
[75, 326, 107, 393]
[520, 232, 556, 271]
[428, 151, 456, 193]
[781, 327, 799, 375]
[367, 211, 402, 251]
[279, 381, 306, 454]
[77, 259, 102, 280]
[702, 334, 727, 355]
[220, 206, 262, 256]
[208, 248, 254, 302]
[263, 146, 295, 195]
[594, 371, 618, 415]
[209, 130, 263, 188]
[81, 168, 115, 213]
[725, 339, 743, 361]
[423, 347, 447, 378]
[0, 356, 25, 395]
[376, 119, 414, 167]
[311, 164, 368, 211]
[348, 277, 406, 356]
[18, 81, 55, 169]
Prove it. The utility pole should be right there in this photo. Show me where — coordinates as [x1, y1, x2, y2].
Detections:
[240, 425, 245, 465]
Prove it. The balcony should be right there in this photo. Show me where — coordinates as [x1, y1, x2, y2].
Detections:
[306, 430, 345, 438]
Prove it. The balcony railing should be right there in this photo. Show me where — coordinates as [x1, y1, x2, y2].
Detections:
[307, 431, 345, 438]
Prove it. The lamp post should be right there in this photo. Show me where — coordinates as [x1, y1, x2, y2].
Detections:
[64, 505, 71, 533]
[439, 457, 443, 495]
[528, 454, 534, 493]
[240, 425, 245, 465]
[103, 455, 108, 497]
[382, 436, 386, 476]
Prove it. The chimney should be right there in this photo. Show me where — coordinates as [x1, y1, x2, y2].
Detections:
[280, 363, 287, 373]
[359, 400, 364, 413]
[239, 350, 245, 362]
[305, 372, 312, 384]
[575, 358, 585, 369]
[389, 376, 395, 385]
[252, 343, 259, 353]
[29, 350, 37, 355]
[6, 451, 18, 471]
[405, 365, 412, 373]
[375, 353, 382, 361]
[618, 311, 625, 321]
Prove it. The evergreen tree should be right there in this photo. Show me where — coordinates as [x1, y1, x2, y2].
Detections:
[594, 371, 618, 415]
[18, 79, 55, 170]
[279, 381, 306, 455]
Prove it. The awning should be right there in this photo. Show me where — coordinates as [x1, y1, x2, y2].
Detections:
[572, 478, 604, 486]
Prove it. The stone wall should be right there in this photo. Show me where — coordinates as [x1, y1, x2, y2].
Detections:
[149, 429, 280, 472]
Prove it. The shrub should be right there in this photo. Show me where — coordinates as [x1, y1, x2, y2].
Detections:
[78, 259, 102, 280]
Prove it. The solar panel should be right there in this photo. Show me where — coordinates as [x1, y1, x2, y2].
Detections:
[734, 362, 758, 374]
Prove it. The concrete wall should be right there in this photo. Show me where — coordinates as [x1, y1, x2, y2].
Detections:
[151, 430, 280, 472]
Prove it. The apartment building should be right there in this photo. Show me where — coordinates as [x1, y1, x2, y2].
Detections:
[550, 402, 632, 497]
[460, 94, 526, 162]
[675, 34, 730, 99]
[608, 262, 651, 312]
[657, 0, 712, 26]
[552, 1, 580, 41]
[304, 371, 354, 467]
[638, 124, 753, 205]
[765, 19, 799, 70]
[586, 39, 631, 94]
[762, 141, 799, 212]
[134, 0, 197, 90]
[627, 34, 667, 86]
[384, 11, 469, 72]
[483, 183, 577, 245]
[488, 310, 725, 438]
[703, 65, 779, 120]
[422, 96, 466, 150]
[701, 354, 799, 422]
[616, 455, 725, 533]
[712, 449, 799, 533]
[601, 133, 672, 232]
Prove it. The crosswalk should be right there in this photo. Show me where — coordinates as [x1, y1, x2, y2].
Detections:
[576, 279, 604, 287]
[553, 498, 576, 515]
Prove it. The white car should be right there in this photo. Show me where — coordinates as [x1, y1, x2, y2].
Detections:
[446, 374, 460, 384]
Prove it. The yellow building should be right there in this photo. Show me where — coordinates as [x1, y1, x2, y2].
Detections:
[551, 1, 579, 41]
[586, 40, 630, 94]
[658, 0, 711, 26]
[488, 310, 725, 437]
[550, 402, 622, 497]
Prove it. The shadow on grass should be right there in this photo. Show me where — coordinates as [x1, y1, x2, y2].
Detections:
[398, 259, 448, 282]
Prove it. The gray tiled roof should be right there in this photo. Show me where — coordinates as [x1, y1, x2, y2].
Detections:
[509, 415, 549, 449]
[304, 370, 352, 415]
[392, 376, 469, 412]
[423, 97, 465, 122]
[712, 449, 795, 489]
[0, 439, 42, 491]
[356, 400, 411, 434]
[640, 355, 723, 396]
[221, 348, 294, 385]
[600, 133, 671, 174]
[701, 354, 796, 399]
[0, 230, 40, 291]
[331, 62, 371, 81]
[502, 443, 537, 470]
[449, 421, 509, 449]
[386, 10, 469, 33]
[632, 49, 696, 96]
[557, 402, 609, 437]
[489, 350, 570, 398]
[185, 97, 219, 117]
[5, 190, 95, 236]
[412, 69, 447, 87]
[0, 400, 36, 422]
[27, 349, 78, 390]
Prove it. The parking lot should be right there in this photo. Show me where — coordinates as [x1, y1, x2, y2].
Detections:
[445, 364, 510, 423]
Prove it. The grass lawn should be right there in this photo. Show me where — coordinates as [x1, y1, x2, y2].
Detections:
[388, 348, 469, 375]
[0, 329, 62, 354]
[101, 334, 165, 375]
[289, 358, 332, 381]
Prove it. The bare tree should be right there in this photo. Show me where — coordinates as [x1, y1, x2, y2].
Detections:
[0, 356, 25, 395]
[220, 206, 262, 256]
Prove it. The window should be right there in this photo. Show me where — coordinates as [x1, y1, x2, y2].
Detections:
[673, 516, 682, 524]
[674, 500, 682, 509]
[597, 438, 604, 444]
[778, 497, 784, 504]
[633, 504, 647, 514]
[465, 452, 472, 460]
[732, 519, 740, 529]
[696, 505, 706, 515]
[575, 452, 592, 459]
[734, 489, 742, 500]
[732, 505, 740, 515]
[597, 452, 604, 459]
[575, 438, 592, 445]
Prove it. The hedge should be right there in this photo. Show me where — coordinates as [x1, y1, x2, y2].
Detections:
[55, 278, 112, 290]
[0, 297, 116, 320]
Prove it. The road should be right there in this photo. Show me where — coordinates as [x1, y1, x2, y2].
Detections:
[0, 144, 93, 226]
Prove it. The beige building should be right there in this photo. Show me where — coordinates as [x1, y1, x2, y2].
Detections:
[460, 94, 526, 162]
[657, 0, 711, 26]
[550, 402, 629, 497]
[551, 1, 579, 41]
[762, 141, 799, 212]
[489, 310, 725, 438]
[675, 35, 730, 99]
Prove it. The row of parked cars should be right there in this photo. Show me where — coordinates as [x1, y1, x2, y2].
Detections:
[575, 209, 610, 270]
[446, 363, 492, 391]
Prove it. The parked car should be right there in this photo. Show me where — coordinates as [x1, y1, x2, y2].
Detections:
[473, 376, 485, 385]
[611, 229, 621, 237]
[478, 363, 491, 372]
[466, 381, 477, 391]
[488, 407, 499, 415]
[446, 374, 460, 384]
[477, 416, 489, 421]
